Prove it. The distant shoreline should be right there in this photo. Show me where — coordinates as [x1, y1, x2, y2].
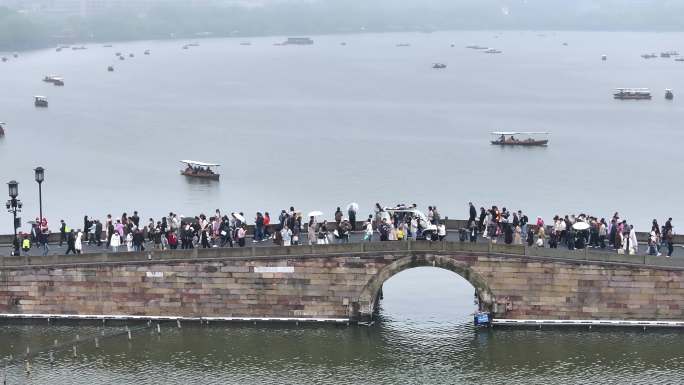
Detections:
[3, 28, 684, 53]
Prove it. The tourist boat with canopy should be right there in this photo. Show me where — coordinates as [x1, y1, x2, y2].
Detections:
[490, 132, 549, 147]
[180, 160, 220, 180]
[613, 88, 651, 100]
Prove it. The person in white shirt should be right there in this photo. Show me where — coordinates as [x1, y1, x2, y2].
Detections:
[437, 223, 447, 241]
[364, 220, 373, 242]
[281, 225, 292, 246]
[110, 231, 121, 252]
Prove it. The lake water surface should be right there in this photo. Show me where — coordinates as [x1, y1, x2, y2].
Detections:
[1, 31, 683, 229]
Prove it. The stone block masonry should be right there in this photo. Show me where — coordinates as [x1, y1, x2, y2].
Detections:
[1, 242, 683, 322]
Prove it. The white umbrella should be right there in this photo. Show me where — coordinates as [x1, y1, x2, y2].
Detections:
[232, 212, 246, 222]
[308, 211, 323, 218]
[347, 202, 359, 212]
[572, 221, 590, 231]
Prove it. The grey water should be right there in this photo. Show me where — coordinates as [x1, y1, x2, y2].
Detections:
[1, 31, 683, 231]
[1, 267, 683, 384]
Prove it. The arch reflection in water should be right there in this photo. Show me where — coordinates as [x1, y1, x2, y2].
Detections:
[377, 267, 478, 324]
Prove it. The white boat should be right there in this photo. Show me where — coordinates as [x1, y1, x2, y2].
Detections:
[43, 75, 64, 86]
[484, 48, 502, 54]
[180, 160, 221, 180]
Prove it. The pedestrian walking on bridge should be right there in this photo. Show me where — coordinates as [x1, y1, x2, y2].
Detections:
[59, 219, 67, 246]
[65, 230, 76, 255]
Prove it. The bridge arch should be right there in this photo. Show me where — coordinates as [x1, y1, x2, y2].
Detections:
[356, 253, 497, 321]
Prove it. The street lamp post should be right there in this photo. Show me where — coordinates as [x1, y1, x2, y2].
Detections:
[34, 167, 45, 226]
[6, 180, 22, 256]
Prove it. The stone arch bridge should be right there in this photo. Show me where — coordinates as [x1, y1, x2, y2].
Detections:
[1, 242, 684, 322]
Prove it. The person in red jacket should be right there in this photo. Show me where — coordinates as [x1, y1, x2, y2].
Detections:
[263, 212, 271, 239]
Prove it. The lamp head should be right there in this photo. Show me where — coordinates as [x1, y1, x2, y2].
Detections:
[34, 167, 45, 183]
[7, 180, 18, 199]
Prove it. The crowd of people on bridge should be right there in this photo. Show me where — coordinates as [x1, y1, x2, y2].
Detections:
[10, 202, 676, 258]
[468, 205, 676, 257]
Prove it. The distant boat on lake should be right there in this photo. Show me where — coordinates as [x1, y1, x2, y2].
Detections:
[34, 96, 48, 107]
[491, 132, 549, 147]
[665, 89, 674, 100]
[283, 37, 314, 45]
[614, 88, 652, 100]
[43, 75, 64, 86]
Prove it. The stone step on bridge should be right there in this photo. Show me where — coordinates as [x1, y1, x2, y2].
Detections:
[1, 241, 683, 324]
